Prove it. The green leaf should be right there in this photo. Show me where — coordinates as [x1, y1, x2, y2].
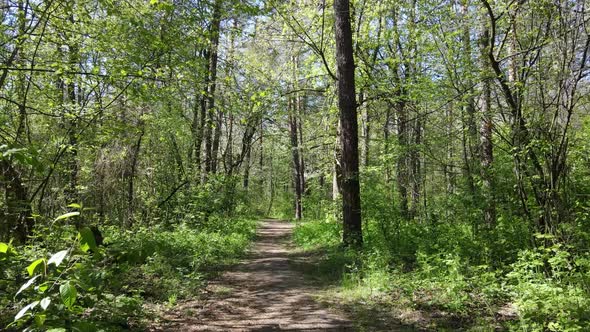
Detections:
[67, 203, 82, 209]
[0, 242, 14, 260]
[16, 275, 40, 297]
[78, 227, 97, 253]
[47, 329, 66, 332]
[48, 250, 68, 267]
[34, 313, 46, 326]
[54, 211, 80, 222]
[27, 258, 45, 276]
[37, 282, 49, 293]
[14, 300, 39, 321]
[40, 297, 51, 310]
[60, 282, 77, 308]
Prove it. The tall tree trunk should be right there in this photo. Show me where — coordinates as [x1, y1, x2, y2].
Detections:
[211, 111, 222, 174]
[479, 15, 496, 228]
[297, 96, 306, 195]
[224, 112, 234, 175]
[460, 0, 478, 194]
[383, 108, 392, 184]
[196, 48, 210, 181]
[192, 89, 202, 179]
[360, 91, 370, 167]
[1, 160, 32, 243]
[127, 126, 144, 226]
[204, 0, 222, 178]
[334, 0, 362, 247]
[289, 97, 303, 220]
[63, 10, 80, 205]
[395, 100, 409, 219]
[243, 144, 251, 190]
[333, 119, 342, 201]
[446, 104, 456, 194]
[409, 117, 422, 219]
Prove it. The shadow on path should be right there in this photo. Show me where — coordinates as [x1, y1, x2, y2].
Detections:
[151, 220, 353, 331]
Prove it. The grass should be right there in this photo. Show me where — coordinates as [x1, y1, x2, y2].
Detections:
[291, 218, 511, 331]
[2, 217, 258, 331]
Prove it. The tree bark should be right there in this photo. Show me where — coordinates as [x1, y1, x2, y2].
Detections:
[479, 26, 496, 228]
[204, 0, 222, 178]
[395, 100, 409, 219]
[334, 0, 362, 247]
[127, 127, 144, 226]
[289, 97, 303, 220]
[1, 160, 33, 243]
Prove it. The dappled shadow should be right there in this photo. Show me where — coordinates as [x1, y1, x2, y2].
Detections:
[150, 220, 353, 331]
[287, 244, 491, 331]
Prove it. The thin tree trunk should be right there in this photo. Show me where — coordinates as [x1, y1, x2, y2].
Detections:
[224, 112, 234, 175]
[479, 19, 496, 228]
[409, 117, 422, 219]
[333, 120, 342, 201]
[127, 127, 144, 226]
[289, 98, 303, 220]
[243, 144, 251, 190]
[384, 108, 392, 184]
[360, 91, 370, 167]
[1, 160, 33, 243]
[204, 0, 222, 177]
[211, 111, 222, 174]
[63, 10, 80, 205]
[460, 0, 477, 195]
[395, 100, 409, 219]
[297, 97, 306, 195]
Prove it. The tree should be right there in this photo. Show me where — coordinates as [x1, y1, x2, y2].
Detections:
[333, 0, 362, 247]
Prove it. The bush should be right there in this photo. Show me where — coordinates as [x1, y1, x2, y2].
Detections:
[3, 217, 258, 331]
[507, 240, 590, 331]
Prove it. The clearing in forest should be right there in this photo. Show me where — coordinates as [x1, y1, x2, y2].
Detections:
[151, 220, 353, 331]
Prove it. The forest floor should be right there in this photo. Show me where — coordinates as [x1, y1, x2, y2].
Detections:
[149, 219, 356, 331]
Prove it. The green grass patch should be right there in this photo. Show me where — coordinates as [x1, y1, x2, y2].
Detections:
[2, 217, 258, 331]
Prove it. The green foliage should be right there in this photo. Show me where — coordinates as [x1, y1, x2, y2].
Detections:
[293, 215, 341, 249]
[104, 217, 257, 302]
[507, 242, 590, 331]
[3, 211, 257, 330]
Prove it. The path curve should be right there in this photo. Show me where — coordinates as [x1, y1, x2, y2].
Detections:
[152, 219, 353, 331]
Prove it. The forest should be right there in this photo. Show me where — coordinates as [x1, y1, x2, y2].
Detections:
[1, 0, 590, 330]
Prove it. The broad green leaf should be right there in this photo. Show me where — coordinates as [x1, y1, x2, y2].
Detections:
[54, 211, 80, 222]
[40, 297, 51, 310]
[16, 275, 40, 297]
[27, 258, 45, 276]
[47, 329, 66, 332]
[0, 242, 13, 260]
[78, 227, 97, 253]
[14, 300, 39, 321]
[60, 282, 77, 308]
[47, 250, 68, 267]
[67, 203, 82, 209]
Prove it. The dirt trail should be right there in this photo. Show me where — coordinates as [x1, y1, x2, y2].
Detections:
[152, 219, 353, 331]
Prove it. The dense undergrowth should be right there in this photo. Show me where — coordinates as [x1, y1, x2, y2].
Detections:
[293, 212, 590, 331]
[1, 214, 257, 331]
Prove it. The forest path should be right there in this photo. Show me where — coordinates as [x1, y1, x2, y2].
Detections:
[151, 219, 354, 331]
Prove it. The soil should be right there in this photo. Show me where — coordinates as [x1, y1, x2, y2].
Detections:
[150, 220, 353, 331]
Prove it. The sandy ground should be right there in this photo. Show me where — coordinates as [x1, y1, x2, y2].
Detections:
[150, 220, 353, 331]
